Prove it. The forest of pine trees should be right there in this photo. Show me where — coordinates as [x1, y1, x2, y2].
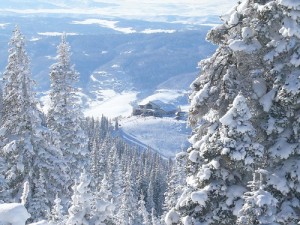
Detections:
[3, 0, 300, 224]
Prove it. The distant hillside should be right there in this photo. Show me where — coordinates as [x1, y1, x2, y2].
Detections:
[0, 15, 216, 157]
[0, 16, 215, 95]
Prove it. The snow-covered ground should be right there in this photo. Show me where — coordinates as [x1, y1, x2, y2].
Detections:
[72, 19, 136, 34]
[38, 32, 79, 36]
[118, 116, 190, 158]
[79, 88, 191, 157]
[84, 90, 138, 118]
[0, 203, 30, 225]
[40, 89, 137, 119]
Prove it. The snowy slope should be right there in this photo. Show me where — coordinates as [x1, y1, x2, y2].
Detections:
[118, 116, 190, 158]
[114, 86, 191, 157]
[84, 90, 138, 118]
[0, 203, 30, 224]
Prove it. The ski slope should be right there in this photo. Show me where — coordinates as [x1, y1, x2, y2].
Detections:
[118, 116, 191, 158]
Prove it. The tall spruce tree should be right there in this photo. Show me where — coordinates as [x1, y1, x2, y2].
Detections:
[117, 168, 138, 225]
[29, 170, 50, 220]
[66, 171, 92, 225]
[49, 195, 65, 225]
[138, 193, 151, 225]
[91, 175, 115, 224]
[0, 84, 3, 119]
[0, 27, 67, 219]
[146, 180, 155, 213]
[0, 85, 5, 197]
[162, 156, 186, 221]
[172, 0, 300, 224]
[47, 34, 88, 179]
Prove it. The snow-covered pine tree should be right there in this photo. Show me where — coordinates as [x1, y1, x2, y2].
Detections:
[173, 0, 300, 224]
[138, 193, 151, 225]
[91, 174, 115, 225]
[170, 94, 261, 224]
[0, 156, 7, 202]
[219, 94, 264, 171]
[0, 27, 67, 217]
[97, 136, 110, 180]
[107, 144, 118, 188]
[100, 114, 110, 138]
[48, 195, 65, 225]
[47, 34, 88, 179]
[162, 155, 186, 222]
[90, 137, 100, 189]
[0, 84, 3, 120]
[146, 179, 155, 213]
[66, 171, 92, 225]
[266, 1, 300, 223]
[0, 26, 37, 201]
[99, 174, 112, 203]
[151, 207, 161, 225]
[137, 152, 148, 197]
[29, 170, 50, 221]
[152, 154, 167, 217]
[116, 168, 138, 225]
[237, 170, 278, 225]
[109, 147, 123, 215]
[0, 86, 4, 196]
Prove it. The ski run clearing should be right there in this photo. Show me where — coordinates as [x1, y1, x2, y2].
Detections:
[118, 116, 191, 158]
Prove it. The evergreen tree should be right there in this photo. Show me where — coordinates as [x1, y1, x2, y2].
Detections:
[146, 180, 155, 213]
[237, 170, 278, 225]
[0, 84, 3, 120]
[162, 156, 186, 221]
[47, 34, 88, 179]
[174, 94, 259, 224]
[151, 207, 161, 225]
[173, 0, 300, 224]
[90, 137, 100, 189]
[107, 144, 118, 187]
[152, 155, 167, 216]
[97, 137, 110, 180]
[110, 148, 123, 215]
[66, 171, 92, 225]
[49, 195, 65, 225]
[91, 175, 115, 225]
[219, 94, 264, 170]
[100, 175, 112, 202]
[0, 85, 5, 200]
[117, 169, 138, 225]
[0, 27, 67, 218]
[0, 26, 37, 201]
[29, 170, 50, 221]
[0, 156, 7, 202]
[138, 193, 151, 225]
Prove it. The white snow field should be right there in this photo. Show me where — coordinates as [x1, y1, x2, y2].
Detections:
[0, 203, 30, 225]
[84, 90, 138, 118]
[118, 116, 190, 158]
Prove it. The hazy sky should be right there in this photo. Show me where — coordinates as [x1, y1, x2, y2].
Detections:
[90, 0, 237, 18]
[1, 0, 237, 19]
